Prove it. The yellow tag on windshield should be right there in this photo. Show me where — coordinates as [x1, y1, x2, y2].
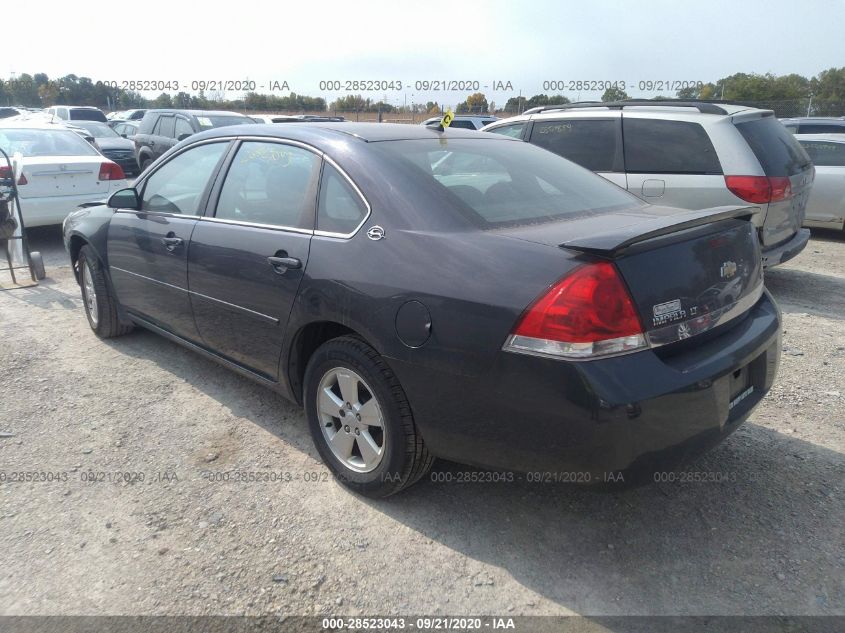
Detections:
[440, 108, 454, 129]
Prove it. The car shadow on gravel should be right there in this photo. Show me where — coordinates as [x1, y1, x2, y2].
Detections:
[95, 327, 843, 616]
[363, 424, 843, 616]
[766, 268, 845, 319]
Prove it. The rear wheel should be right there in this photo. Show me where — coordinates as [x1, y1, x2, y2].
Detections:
[304, 336, 433, 497]
[78, 245, 132, 338]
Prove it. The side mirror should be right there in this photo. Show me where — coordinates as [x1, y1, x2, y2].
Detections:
[108, 187, 140, 210]
[177, 133, 192, 142]
[120, 133, 128, 138]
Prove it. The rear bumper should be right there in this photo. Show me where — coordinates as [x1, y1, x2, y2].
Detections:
[394, 291, 781, 483]
[19, 187, 124, 227]
[761, 228, 810, 268]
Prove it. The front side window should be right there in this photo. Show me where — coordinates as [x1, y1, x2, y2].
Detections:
[623, 118, 722, 174]
[317, 164, 368, 234]
[799, 140, 845, 167]
[487, 123, 524, 138]
[155, 116, 176, 138]
[141, 142, 229, 215]
[215, 142, 319, 229]
[530, 119, 618, 172]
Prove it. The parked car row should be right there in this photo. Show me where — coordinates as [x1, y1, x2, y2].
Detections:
[482, 101, 816, 264]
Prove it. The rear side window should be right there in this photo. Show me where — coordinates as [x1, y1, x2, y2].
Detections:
[215, 141, 320, 229]
[155, 116, 176, 138]
[530, 119, 618, 172]
[317, 164, 369, 234]
[799, 140, 845, 167]
[449, 120, 476, 130]
[487, 123, 524, 138]
[735, 117, 811, 177]
[623, 118, 721, 174]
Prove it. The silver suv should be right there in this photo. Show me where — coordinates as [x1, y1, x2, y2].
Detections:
[483, 101, 814, 267]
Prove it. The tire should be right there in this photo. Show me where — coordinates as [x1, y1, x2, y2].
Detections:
[29, 251, 45, 280]
[77, 245, 132, 338]
[304, 335, 433, 497]
[140, 157, 152, 172]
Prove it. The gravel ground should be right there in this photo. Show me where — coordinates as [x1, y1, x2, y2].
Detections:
[0, 226, 842, 618]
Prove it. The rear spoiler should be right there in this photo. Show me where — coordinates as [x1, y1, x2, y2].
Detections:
[561, 206, 758, 258]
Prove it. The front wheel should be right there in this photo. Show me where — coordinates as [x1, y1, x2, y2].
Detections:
[78, 245, 132, 338]
[304, 336, 433, 497]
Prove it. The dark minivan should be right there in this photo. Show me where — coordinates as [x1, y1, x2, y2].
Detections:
[134, 109, 256, 170]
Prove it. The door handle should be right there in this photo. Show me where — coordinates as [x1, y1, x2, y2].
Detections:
[161, 235, 183, 251]
[268, 255, 302, 273]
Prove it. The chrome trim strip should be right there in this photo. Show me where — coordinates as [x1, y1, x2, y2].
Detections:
[110, 266, 279, 324]
[113, 209, 200, 219]
[198, 215, 314, 236]
[128, 135, 372, 240]
[645, 283, 764, 348]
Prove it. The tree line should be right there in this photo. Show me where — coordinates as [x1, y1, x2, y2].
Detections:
[2, 68, 843, 117]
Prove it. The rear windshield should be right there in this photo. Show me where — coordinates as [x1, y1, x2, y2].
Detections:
[736, 116, 811, 177]
[69, 109, 108, 122]
[0, 128, 99, 157]
[196, 115, 256, 128]
[71, 121, 120, 137]
[375, 138, 642, 227]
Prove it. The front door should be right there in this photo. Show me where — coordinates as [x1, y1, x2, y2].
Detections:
[187, 140, 321, 378]
[107, 140, 231, 340]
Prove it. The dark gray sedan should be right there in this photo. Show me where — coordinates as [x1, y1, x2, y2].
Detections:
[63, 123, 781, 497]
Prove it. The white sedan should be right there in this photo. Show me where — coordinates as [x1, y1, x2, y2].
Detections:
[796, 134, 845, 231]
[0, 124, 127, 227]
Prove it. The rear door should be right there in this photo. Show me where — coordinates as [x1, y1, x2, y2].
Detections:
[621, 116, 725, 207]
[187, 140, 321, 378]
[107, 140, 231, 340]
[526, 116, 627, 189]
[734, 115, 814, 247]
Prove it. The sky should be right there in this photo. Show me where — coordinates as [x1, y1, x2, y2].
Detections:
[5, 0, 845, 107]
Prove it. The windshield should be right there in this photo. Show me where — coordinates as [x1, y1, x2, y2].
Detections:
[0, 128, 100, 157]
[70, 121, 120, 138]
[375, 138, 642, 227]
[196, 115, 257, 128]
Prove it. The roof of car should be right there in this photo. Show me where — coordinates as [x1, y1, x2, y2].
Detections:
[781, 117, 845, 123]
[792, 133, 845, 142]
[192, 122, 511, 143]
[145, 109, 251, 117]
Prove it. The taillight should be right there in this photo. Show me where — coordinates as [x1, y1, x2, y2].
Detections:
[504, 262, 647, 359]
[0, 165, 26, 185]
[98, 161, 125, 181]
[725, 175, 793, 204]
